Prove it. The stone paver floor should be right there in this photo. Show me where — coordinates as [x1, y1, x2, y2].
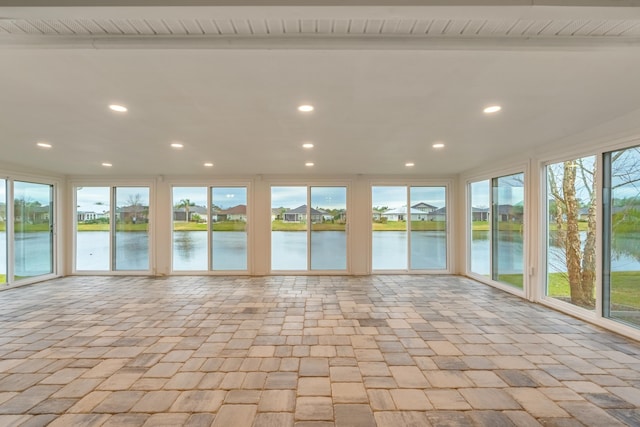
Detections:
[0, 275, 639, 426]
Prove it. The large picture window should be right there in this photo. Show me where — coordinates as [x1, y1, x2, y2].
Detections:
[604, 146, 640, 327]
[372, 185, 447, 271]
[171, 186, 248, 272]
[545, 156, 596, 310]
[271, 186, 347, 271]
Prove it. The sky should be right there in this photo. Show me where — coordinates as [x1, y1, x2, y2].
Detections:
[272, 186, 346, 210]
[175, 187, 247, 209]
[372, 186, 446, 210]
[76, 186, 151, 212]
[13, 181, 53, 206]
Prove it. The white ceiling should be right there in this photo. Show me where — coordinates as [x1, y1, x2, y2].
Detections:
[1, 2, 640, 177]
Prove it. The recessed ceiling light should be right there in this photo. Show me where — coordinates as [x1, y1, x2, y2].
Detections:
[405, 162, 415, 167]
[298, 105, 314, 112]
[171, 142, 184, 149]
[204, 162, 213, 167]
[36, 142, 52, 149]
[102, 162, 112, 167]
[483, 105, 501, 114]
[109, 104, 127, 113]
[432, 143, 445, 149]
[302, 143, 314, 149]
[305, 162, 314, 167]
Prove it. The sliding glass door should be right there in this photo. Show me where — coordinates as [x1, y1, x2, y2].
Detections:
[14, 181, 53, 280]
[604, 145, 640, 327]
[492, 173, 525, 288]
[469, 180, 490, 277]
[0, 179, 6, 285]
[468, 173, 524, 289]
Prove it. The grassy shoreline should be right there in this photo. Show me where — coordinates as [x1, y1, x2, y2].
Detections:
[0, 220, 594, 233]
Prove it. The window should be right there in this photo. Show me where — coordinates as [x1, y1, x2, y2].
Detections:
[0, 179, 6, 285]
[76, 187, 111, 271]
[173, 187, 208, 271]
[372, 185, 447, 271]
[212, 187, 248, 271]
[310, 187, 347, 270]
[114, 188, 150, 271]
[604, 145, 640, 327]
[172, 186, 248, 272]
[492, 173, 525, 288]
[468, 173, 524, 289]
[545, 157, 596, 310]
[469, 180, 490, 277]
[271, 186, 347, 271]
[74, 186, 150, 272]
[14, 181, 54, 280]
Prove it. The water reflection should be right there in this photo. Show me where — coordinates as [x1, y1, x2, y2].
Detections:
[3, 230, 638, 276]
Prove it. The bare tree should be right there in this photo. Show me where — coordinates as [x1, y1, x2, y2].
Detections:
[548, 159, 596, 307]
[126, 193, 143, 224]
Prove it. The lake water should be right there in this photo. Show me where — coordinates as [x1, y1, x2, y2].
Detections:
[0, 230, 638, 275]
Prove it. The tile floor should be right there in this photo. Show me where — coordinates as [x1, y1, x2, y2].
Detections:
[0, 275, 639, 426]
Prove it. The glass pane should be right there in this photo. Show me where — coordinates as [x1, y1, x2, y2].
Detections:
[0, 179, 6, 284]
[173, 187, 208, 271]
[272, 186, 307, 270]
[410, 186, 446, 270]
[14, 181, 53, 279]
[76, 187, 110, 271]
[470, 180, 490, 277]
[546, 157, 596, 310]
[607, 146, 640, 326]
[115, 187, 149, 271]
[492, 173, 525, 288]
[372, 186, 407, 270]
[311, 187, 347, 270]
[212, 187, 248, 271]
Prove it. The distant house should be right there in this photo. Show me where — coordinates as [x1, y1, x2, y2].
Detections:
[317, 209, 334, 221]
[217, 204, 247, 222]
[496, 204, 523, 222]
[283, 205, 323, 223]
[77, 210, 109, 222]
[32, 205, 52, 223]
[472, 206, 490, 221]
[411, 202, 438, 213]
[426, 206, 447, 221]
[271, 208, 284, 221]
[117, 205, 149, 223]
[173, 205, 207, 222]
[381, 206, 429, 221]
